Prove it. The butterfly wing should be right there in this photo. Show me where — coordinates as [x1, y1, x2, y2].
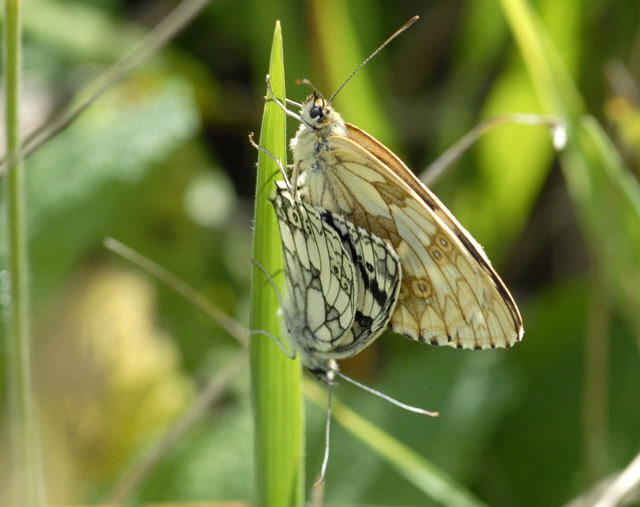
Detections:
[272, 183, 403, 364]
[320, 210, 402, 358]
[300, 127, 522, 350]
[272, 184, 357, 357]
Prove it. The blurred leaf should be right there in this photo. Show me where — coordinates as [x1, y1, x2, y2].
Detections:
[13, 76, 200, 306]
[23, 0, 142, 62]
[568, 118, 640, 339]
[443, 0, 582, 260]
[28, 78, 198, 212]
[460, 65, 551, 261]
[134, 361, 254, 503]
[34, 266, 195, 497]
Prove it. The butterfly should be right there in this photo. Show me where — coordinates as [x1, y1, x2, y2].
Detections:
[278, 18, 523, 351]
[270, 182, 438, 485]
[271, 181, 402, 381]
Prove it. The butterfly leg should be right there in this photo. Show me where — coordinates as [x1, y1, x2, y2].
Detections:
[249, 259, 299, 360]
[248, 329, 296, 359]
[248, 132, 293, 193]
[264, 74, 305, 123]
[289, 161, 302, 198]
[250, 258, 286, 311]
[285, 97, 302, 108]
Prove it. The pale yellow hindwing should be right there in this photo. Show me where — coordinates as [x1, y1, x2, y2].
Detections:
[300, 125, 523, 350]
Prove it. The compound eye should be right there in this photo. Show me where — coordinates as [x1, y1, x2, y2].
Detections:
[309, 105, 323, 120]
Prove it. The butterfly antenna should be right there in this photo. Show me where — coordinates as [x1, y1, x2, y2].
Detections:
[296, 77, 325, 98]
[336, 371, 439, 417]
[314, 384, 333, 486]
[328, 15, 419, 103]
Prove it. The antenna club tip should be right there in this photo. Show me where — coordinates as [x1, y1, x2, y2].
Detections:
[295, 77, 313, 88]
[416, 408, 439, 417]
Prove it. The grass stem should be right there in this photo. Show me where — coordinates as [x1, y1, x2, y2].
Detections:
[3, 0, 44, 505]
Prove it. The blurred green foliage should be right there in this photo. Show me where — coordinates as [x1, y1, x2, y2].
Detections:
[1, 0, 640, 505]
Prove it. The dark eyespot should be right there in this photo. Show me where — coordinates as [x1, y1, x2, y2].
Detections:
[309, 105, 323, 120]
[288, 210, 300, 225]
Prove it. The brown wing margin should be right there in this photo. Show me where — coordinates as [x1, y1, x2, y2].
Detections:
[345, 123, 524, 340]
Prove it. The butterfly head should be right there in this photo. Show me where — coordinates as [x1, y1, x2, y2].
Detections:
[300, 93, 341, 132]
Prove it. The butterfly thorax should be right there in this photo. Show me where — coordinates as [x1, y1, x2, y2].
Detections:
[290, 94, 354, 212]
[290, 95, 346, 179]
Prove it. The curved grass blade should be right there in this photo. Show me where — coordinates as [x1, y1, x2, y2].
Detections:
[500, 0, 640, 486]
[499, 0, 640, 341]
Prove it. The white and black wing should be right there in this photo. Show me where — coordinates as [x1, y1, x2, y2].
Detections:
[320, 210, 402, 358]
[271, 183, 357, 359]
[272, 183, 402, 367]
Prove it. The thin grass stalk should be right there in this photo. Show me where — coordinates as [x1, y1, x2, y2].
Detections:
[0, 0, 215, 173]
[304, 380, 488, 507]
[249, 22, 304, 507]
[500, 0, 640, 492]
[105, 238, 484, 504]
[2, 0, 43, 505]
[106, 351, 248, 503]
[583, 279, 609, 483]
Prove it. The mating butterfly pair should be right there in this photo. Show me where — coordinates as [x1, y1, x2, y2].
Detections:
[271, 88, 523, 380]
[263, 15, 524, 486]
[258, 11, 526, 391]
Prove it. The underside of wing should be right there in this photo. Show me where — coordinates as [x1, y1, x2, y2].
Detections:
[272, 184, 357, 355]
[320, 211, 402, 358]
[302, 131, 523, 349]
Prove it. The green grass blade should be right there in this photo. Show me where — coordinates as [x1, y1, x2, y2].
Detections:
[249, 21, 304, 507]
[2, 0, 44, 505]
[500, 0, 640, 338]
[499, 0, 583, 117]
[305, 381, 489, 507]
